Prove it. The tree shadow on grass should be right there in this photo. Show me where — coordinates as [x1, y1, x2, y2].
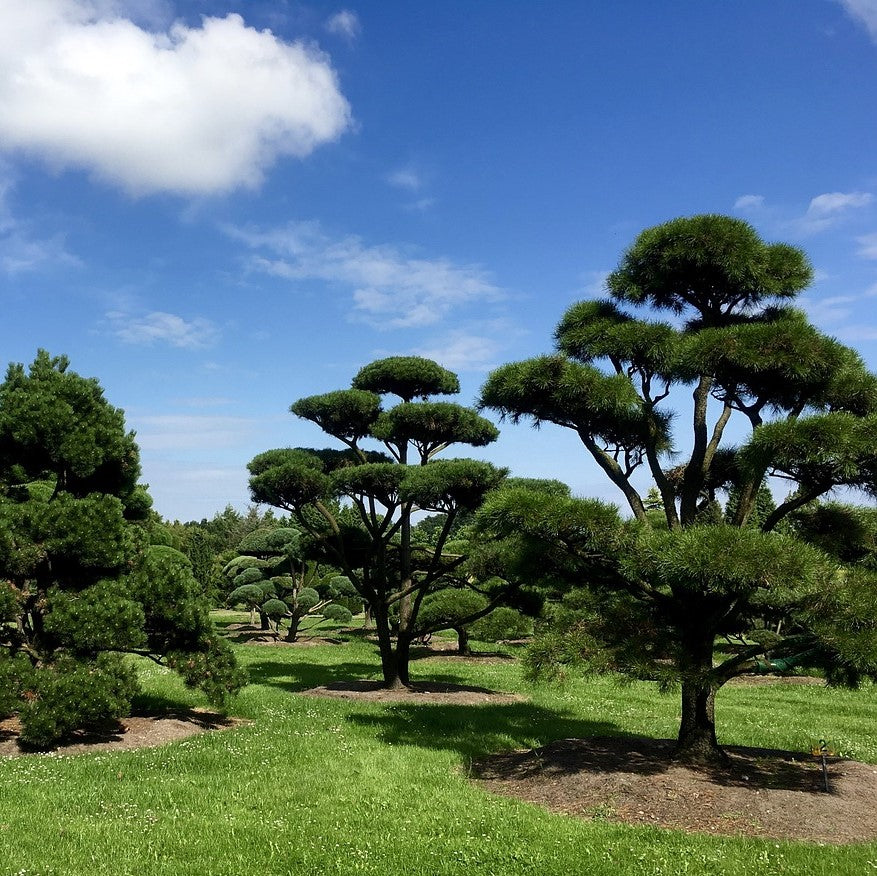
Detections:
[245, 658, 384, 692]
[347, 700, 626, 762]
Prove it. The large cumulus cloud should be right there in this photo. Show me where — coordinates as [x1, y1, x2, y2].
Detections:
[0, 2, 351, 194]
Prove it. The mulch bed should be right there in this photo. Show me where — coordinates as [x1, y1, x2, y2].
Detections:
[301, 679, 524, 705]
[0, 709, 246, 758]
[470, 735, 877, 844]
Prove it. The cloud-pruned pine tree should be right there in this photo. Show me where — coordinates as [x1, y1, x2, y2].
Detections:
[479, 215, 877, 763]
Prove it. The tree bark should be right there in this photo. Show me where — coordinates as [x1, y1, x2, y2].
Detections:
[675, 624, 729, 765]
[676, 680, 728, 764]
[455, 626, 471, 656]
[373, 605, 406, 689]
[285, 614, 301, 643]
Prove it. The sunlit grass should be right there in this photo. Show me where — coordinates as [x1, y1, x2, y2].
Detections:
[0, 631, 874, 875]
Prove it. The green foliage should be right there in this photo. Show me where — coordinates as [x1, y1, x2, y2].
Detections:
[291, 587, 321, 612]
[479, 216, 877, 759]
[250, 356, 505, 685]
[0, 352, 244, 747]
[18, 653, 138, 749]
[371, 402, 498, 453]
[291, 390, 382, 443]
[352, 356, 459, 400]
[0, 652, 31, 718]
[321, 603, 353, 624]
[605, 214, 812, 317]
[416, 589, 489, 635]
[260, 598, 289, 620]
[791, 502, 877, 567]
[228, 584, 265, 609]
[469, 607, 532, 642]
[44, 581, 147, 654]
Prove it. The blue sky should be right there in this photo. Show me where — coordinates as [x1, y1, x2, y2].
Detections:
[2, 0, 877, 520]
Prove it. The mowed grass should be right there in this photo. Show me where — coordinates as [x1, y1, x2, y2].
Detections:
[1, 624, 876, 876]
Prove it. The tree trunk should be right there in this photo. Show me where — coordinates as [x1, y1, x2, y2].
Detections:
[455, 626, 471, 656]
[285, 614, 301, 642]
[676, 681, 728, 765]
[259, 610, 270, 631]
[675, 624, 729, 765]
[373, 606, 406, 689]
[395, 634, 412, 685]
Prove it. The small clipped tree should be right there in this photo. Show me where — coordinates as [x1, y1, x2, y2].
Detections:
[480, 215, 877, 763]
[249, 356, 506, 687]
[224, 525, 355, 641]
[0, 352, 246, 748]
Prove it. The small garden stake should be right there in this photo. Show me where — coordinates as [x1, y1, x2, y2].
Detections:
[819, 739, 829, 793]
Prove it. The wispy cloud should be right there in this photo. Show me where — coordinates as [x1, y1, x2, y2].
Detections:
[387, 168, 423, 191]
[414, 331, 505, 373]
[857, 231, 877, 258]
[746, 190, 875, 236]
[131, 414, 256, 451]
[326, 10, 361, 41]
[734, 194, 765, 211]
[0, 3, 351, 195]
[0, 168, 80, 274]
[838, 0, 877, 42]
[107, 310, 220, 348]
[796, 190, 873, 233]
[798, 293, 857, 326]
[228, 222, 503, 329]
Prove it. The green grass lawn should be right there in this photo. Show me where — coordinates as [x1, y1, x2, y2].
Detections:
[1, 626, 875, 876]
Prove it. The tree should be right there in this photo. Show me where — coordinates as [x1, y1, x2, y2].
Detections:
[225, 526, 355, 641]
[479, 215, 877, 763]
[248, 356, 506, 687]
[0, 352, 246, 747]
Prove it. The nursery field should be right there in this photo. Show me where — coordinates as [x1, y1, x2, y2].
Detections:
[1, 620, 876, 876]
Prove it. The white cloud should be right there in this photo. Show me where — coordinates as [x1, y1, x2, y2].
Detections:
[107, 310, 219, 347]
[0, 2, 351, 195]
[414, 332, 504, 373]
[798, 293, 857, 326]
[229, 222, 503, 329]
[838, 0, 877, 41]
[132, 414, 256, 451]
[387, 168, 423, 191]
[857, 232, 877, 258]
[790, 190, 874, 234]
[806, 191, 872, 216]
[734, 194, 765, 210]
[326, 10, 361, 41]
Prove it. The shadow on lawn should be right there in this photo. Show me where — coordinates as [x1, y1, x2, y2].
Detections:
[245, 658, 384, 692]
[347, 700, 624, 761]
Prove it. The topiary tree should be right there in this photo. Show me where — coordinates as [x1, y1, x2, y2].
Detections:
[249, 356, 507, 687]
[479, 215, 877, 764]
[224, 525, 353, 641]
[0, 351, 246, 748]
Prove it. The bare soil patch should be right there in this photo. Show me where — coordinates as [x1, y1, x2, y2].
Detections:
[726, 673, 825, 687]
[301, 679, 523, 705]
[471, 736, 877, 844]
[411, 640, 515, 663]
[0, 708, 246, 758]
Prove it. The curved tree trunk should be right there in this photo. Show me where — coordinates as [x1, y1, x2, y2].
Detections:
[455, 626, 471, 656]
[285, 614, 301, 642]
